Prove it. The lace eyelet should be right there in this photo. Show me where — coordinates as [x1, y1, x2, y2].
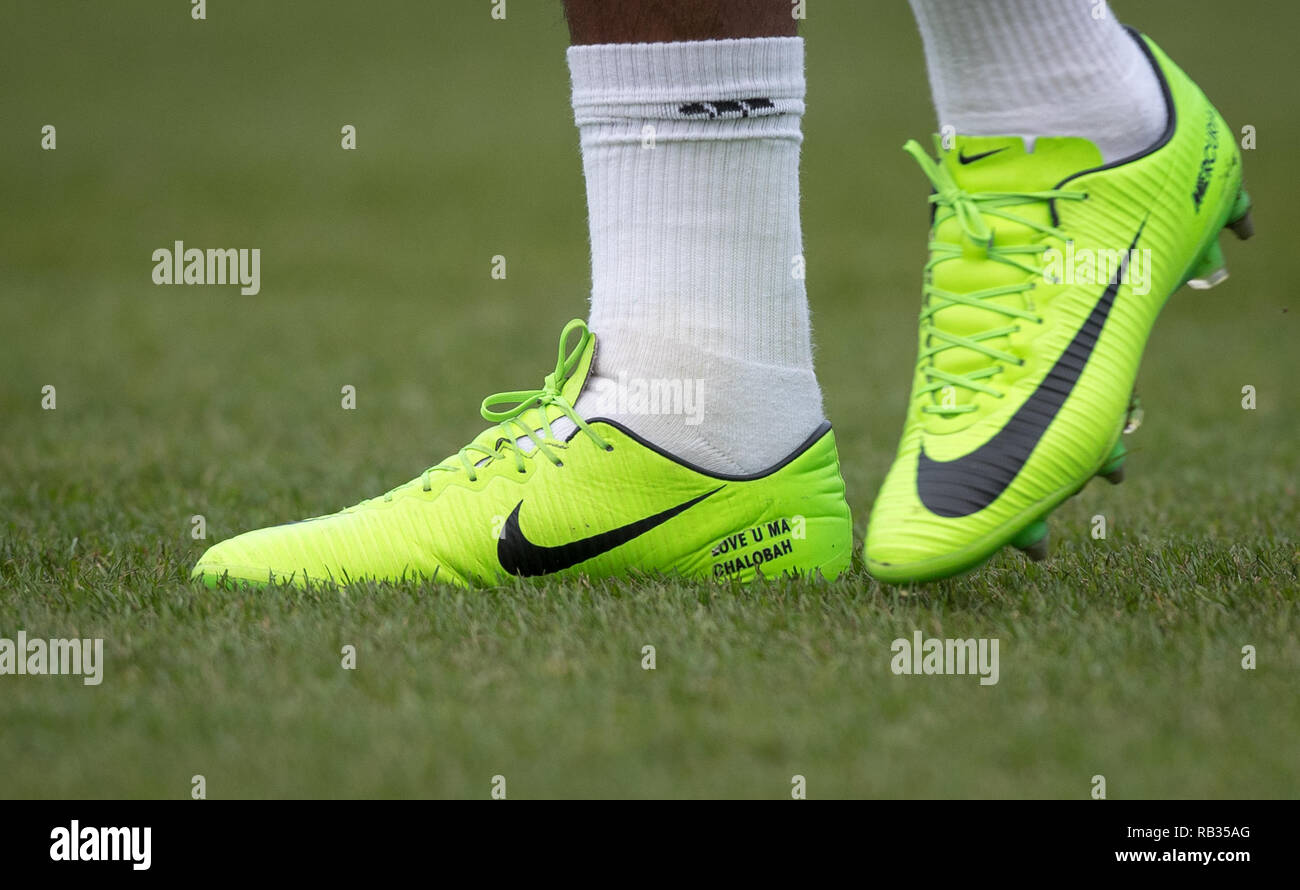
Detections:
[605, 445, 614, 453]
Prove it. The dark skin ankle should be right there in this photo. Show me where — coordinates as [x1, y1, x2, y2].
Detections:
[563, 0, 797, 45]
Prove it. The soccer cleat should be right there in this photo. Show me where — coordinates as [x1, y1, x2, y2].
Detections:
[865, 29, 1251, 584]
[193, 320, 853, 588]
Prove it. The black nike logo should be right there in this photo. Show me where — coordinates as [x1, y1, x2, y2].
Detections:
[678, 98, 775, 119]
[915, 225, 1145, 518]
[497, 487, 722, 577]
[958, 147, 1007, 165]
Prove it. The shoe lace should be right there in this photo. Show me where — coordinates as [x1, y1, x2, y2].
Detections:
[412, 318, 611, 492]
[904, 139, 1087, 416]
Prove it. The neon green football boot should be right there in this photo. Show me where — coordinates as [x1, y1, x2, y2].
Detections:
[866, 30, 1252, 584]
[193, 320, 853, 588]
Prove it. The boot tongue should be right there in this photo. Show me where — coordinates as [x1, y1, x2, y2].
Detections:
[940, 134, 1103, 193]
[922, 135, 1103, 424]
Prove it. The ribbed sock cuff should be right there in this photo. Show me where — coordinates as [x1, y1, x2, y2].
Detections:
[567, 37, 805, 128]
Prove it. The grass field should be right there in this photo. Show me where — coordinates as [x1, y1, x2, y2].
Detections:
[1, 0, 1297, 798]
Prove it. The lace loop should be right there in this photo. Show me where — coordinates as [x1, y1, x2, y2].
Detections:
[421, 319, 609, 488]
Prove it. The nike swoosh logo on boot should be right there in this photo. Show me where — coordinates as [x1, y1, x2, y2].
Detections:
[957, 147, 1008, 165]
[915, 225, 1145, 518]
[498, 487, 722, 577]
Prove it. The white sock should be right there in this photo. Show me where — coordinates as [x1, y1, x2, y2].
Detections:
[908, 0, 1167, 163]
[566, 37, 824, 476]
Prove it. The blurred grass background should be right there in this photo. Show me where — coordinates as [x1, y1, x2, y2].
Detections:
[0, 0, 1296, 798]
